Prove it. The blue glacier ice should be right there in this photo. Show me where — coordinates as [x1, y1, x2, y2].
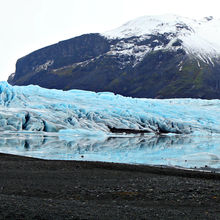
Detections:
[0, 81, 220, 135]
[0, 81, 219, 170]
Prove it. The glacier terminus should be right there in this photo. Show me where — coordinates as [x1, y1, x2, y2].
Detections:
[0, 82, 219, 170]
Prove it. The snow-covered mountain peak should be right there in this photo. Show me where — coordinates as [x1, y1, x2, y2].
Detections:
[102, 14, 220, 64]
[103, 14, 198, 38]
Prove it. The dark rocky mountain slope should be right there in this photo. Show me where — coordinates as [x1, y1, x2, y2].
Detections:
[8, 15, 220, 99]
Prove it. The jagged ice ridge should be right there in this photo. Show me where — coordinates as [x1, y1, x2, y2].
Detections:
[0, 82, 220, 136]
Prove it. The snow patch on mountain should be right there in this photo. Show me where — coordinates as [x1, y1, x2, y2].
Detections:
[106, 39, 152, 67]
[33, 60, 54, 73]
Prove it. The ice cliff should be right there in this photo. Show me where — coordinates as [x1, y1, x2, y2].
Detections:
[0, 82, 220, 137]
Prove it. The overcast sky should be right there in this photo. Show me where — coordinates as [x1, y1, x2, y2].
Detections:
[1, 0, 220, 81]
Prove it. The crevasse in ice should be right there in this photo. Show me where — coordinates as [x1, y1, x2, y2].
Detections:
[0, 81, 220, 136]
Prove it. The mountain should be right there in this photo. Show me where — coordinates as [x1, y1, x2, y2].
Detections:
[8, 14, 220, 98]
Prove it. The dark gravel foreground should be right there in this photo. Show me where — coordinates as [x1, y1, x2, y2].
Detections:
[0, 153, 219, 220]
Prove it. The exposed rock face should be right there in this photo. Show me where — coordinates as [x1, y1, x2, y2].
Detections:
[8, 15, 220, 99]
[9, 34, 110, 88]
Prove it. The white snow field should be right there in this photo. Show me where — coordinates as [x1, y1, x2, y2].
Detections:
[0, 81, 219, 170]
[103, 14, 220, 65]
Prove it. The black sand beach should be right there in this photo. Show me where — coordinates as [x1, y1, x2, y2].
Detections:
[0, 153, 219, 219]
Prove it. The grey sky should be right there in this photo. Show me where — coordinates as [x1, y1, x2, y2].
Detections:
[1, 0, 220, 81]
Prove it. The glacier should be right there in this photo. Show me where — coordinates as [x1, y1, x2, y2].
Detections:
[0, 82, 220, 170]
[1, 81, 220, 135]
